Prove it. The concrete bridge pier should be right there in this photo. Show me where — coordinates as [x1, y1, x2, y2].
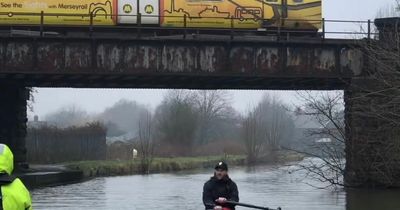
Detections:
[0, 85, 29, 170]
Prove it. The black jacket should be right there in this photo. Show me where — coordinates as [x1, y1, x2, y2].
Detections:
[202, 175, 239, 210]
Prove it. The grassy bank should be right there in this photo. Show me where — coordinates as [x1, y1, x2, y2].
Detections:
[65, 150, 304, 178]
[66, 155, 246, 178]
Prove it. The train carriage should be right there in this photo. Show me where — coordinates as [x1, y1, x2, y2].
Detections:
[0, 0, 321, 31]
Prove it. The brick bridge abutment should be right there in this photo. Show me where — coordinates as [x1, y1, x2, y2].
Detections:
[345, 18, 400, 187]
[0, 85, 29, 170]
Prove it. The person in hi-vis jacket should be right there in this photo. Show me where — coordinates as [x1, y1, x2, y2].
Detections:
[0, 144, 32, 210]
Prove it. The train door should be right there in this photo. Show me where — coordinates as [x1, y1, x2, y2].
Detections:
[118, 0, 138, 24]
[139, 0, 159, 24]
[117, 0, 159, 24]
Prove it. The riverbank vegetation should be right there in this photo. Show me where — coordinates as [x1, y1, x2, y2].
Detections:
[131, 90, 297, 169]
[30, 90, 306, 174]
[66, 155, 246, 178]
[66, 150, 304, 178]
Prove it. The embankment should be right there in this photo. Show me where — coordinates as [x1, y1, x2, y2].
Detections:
[66, 155, 245, 178]
[66, 150, 304, 178]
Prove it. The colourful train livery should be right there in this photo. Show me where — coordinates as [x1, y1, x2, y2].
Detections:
[0, 0, 322, 30]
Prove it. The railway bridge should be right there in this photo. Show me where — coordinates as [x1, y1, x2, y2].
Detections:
[0, 18, 399, 187]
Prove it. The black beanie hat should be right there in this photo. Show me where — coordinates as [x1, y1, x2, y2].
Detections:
[215, 161, 228, 171]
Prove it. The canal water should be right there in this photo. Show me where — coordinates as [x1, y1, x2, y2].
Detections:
[31, 160, 400, 210]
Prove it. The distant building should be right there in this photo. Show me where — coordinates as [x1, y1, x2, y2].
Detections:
[27, 115, 48, 128]
[291, 110, 344, 157]
[291, 114, 322, 153]
[106, 132, 136, 145]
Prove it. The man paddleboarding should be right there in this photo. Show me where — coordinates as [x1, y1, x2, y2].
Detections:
[203, 161, 239, 210]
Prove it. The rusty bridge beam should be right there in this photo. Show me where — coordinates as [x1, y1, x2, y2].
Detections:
[0, 37, 363, 90]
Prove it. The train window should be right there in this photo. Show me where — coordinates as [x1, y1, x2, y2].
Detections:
[293, 0, 304, 2]
[265, 0, 278, 2]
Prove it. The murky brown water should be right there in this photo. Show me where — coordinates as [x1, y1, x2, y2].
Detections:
[31, 160, 400, 210]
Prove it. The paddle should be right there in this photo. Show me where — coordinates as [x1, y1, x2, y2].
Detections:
[225, 200, 282, 210]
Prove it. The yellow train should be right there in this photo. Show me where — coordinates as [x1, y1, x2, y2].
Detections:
[0, 0, 321, 30]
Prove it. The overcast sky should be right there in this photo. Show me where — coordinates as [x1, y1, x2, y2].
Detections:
[29, 0, 396, 119]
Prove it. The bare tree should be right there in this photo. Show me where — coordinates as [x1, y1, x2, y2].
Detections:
[289, 4, 400, 188]
[242, 94, 295, 163]
[258, 94, 294, 149]
[27, 88, 37, 112]
[346, 13, 400, 187]
[45, 105, 90, 128]
[376, 0, 400, 18]
[137, 110, 156, 174]
[291, 91, 346, 188]
[99, 99, 149, 136]
[242, 108, 264, 163]
[359, 23, 400, 128]
[194, 90, 233, 144]
[154, 90, 198, 156]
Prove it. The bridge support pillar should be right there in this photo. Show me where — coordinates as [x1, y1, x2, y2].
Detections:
[345, 80, 400, 188]
[345, 17, 400, 188]
[0, 85, 29, 170]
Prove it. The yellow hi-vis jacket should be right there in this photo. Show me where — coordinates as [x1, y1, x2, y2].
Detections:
[0, 144, 32, 210]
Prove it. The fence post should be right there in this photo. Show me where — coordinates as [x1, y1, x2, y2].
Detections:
[137, 13, 142, 38]
[277, 17, 281, 41]
[184, 14, 187, 39]
[230, 18, 234, 40]
[40, 11, 44, 37]
[89, 12, 94, 38]
[368, 19, 371, 40]
[322, 18, 325, 39]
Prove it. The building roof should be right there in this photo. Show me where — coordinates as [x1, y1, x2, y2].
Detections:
[293, 114, 322, 129]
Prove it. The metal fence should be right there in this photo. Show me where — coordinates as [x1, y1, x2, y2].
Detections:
[26, 124, 107, 163]
[0, 12, 378, 39]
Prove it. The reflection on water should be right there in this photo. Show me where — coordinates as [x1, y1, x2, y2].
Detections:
[31, 162, 400, 210]
[346, 189, 400, 210]
[32, 178, 106, 209]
